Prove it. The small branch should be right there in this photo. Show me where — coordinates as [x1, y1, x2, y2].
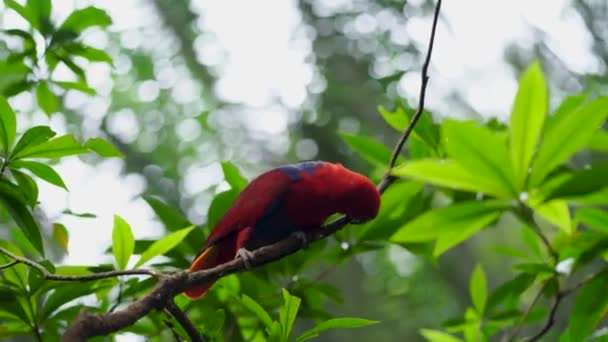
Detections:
[0, 260, 18, 270]
[0, 246, 160, 281]
[501, 279, 552, 342]
[518, 204, 558, 263]
[378, 0, 442, 193]
[524, 291, 563, 342]
[62, 1, 444, 340]
[165, 300, 205, 342]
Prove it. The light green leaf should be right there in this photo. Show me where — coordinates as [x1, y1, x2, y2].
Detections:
[391, 200, 507, 244]
[52, 81, 95, 95]
[442, 120, 516, 197]
[3, 0, 34, 28]
[470, 264, 487, 314]
[589, 130, 608, 152]
[52, 223, 69, 253]
[576, 208, 608, 234]
[134, 226, 195, 267]
[143, 196, 191, 232]
[0, 197, 44, 256]
[540, 162, 608, 201]
[0, 96, 17, 156]
[11, 169, 38, 206]
[419, 329, 463, 342]
[378, 105, 409, 131]
[545, 94, 587, 132]
[393, 159, 511, 198]
[241, 294, 273, 328]
[10, 160, 67, 190]
[85, 137, 124, 158]
[532, 200, 572, 234]
[509, 62, 548, 190]
[222, 161, 248, 191]
[567, 272, 608, 341]
[64, 44, 113, 64]
[36, 81, 57, 116]
[339, 131, 403, 167]
[59, 6, 112, 33]
[12, 134, 87, 159]
[112, 215, 134, 270]
[296, 318, 378, 342]
[279, 288, 301, 342]
[10, 126, 56, 159]
[530, 97, 608, 186]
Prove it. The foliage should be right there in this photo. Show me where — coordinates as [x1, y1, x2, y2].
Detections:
[0, 1, 607, 342]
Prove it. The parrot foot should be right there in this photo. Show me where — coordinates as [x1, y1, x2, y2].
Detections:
[236, 248, 255, 269]
[292, 231, 309, 248]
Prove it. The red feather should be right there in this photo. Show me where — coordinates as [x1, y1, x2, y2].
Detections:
[185, 161, 380, 299]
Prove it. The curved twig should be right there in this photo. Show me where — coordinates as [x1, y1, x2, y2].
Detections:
[165, 300, 205, 342]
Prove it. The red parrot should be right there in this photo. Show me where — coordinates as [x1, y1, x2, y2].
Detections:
[184, 161, 380, 299]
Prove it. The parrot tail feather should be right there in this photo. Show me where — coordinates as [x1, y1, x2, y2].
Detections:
[184, 244, 225, 299]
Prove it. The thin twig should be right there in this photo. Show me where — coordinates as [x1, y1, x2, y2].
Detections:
[518, 204, 558, 263]
[501, 279, 552, 342]
[0, 260, 18, 270]
[378, 0, 442, 194]
[165, 300, 205, 342]
[0, 246, 161, 281]
[59, 1, 445, 339]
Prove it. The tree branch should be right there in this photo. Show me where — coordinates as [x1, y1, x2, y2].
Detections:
[61, 0, 443, 339]
[165, 300, 205, 342]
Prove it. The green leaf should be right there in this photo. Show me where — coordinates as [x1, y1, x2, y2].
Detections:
[85, 137, 124, 158]
[63, 44, 113, 64]
[112, 215, 134, 270]
[530, 97, 608, 186]
[59, 6, 112, 33]
[35, 81, 57, 116]
[62, 209, 96, 218]
[11, 169, 38, 206]
[207, 190, 239, 229]
[0, 96, 17, 156]
[339, 132, 403, 167]
[41, 282, 109, 320]
[0, 197, 44, 256]
[12, 134, 87, 159]
[10, 126, 56, 158]
[589, 130, 608, 152]
[509, 62, 548, 190]
[545, 94, 587, 132]
[296, 318, 378, 342]
[4, 0, 34, 28]
[487, 273, 536, 312]
[576, 208, 608, 234]
[52, 223, 69, 253]
[393, 159, 511, 198]
[470, 264, 487, 314]
[567, 272, 608, 340]
[10, 160, 67, 190]
[279, 288, 301, 342]
[378, 105, 409, 131]
[532, 200, 572, 234]
[221, 161, 248, 191]
[143, 196, 191, 232]
[241, 294, 273, 328]
[391, 200, 507, 247]
[419, 329, 463, 342]
[541, 163, 608, 201]
[134, 226, 195, 267]
[52, 81, 95, 95]
[442, 120, 516, 197]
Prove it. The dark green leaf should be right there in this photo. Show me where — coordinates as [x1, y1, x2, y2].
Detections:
[0, 179, 28, 204]
[64, 43, 113, 64]
[207, 189, 239, 229]
[487, 273, 536, 312]
[62, 209, 96, 218]
[12, 134, 87, 159]
[143, 196, 191, 232]
[41, 282, 109, 320]
[419, 329, 463, 342]
[0, 197, 44, 256]
[2, 29, 36, 56]
[576, 208, 608, 234]
[589, 130, 608, 152]
[59, 6, 111, 33]
[567, 272, 608, 340]
[10, 126, 56, 158]
[509, 62, 548, 190]
[134, 226, 194, 267]
[296, 318, 378, 342]
[112, 215, 134, 270]
[4, 0, 34, 28]
[470, 264, 487, 314]
[85, 137, 124, 158]
[10, 160, 67, 190]
[11, 169, 38, 206]
[52, 223, 69, 253]
[339, 131, 402, 167]
[393, 159, 510, 198]
[35, 81, 57, 116]
[541, 162, 608, 201]
[26, 0, 52, 33]
[279, 288, 301, 342]
[442, 120, 516, 197]
[221, 161, 248, 191]
[0, 96, 17, 156]
[530, 97, 608, 186]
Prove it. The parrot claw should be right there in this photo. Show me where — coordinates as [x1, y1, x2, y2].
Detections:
[292, 231, 309, 248]
[236, 248, 255, 269]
